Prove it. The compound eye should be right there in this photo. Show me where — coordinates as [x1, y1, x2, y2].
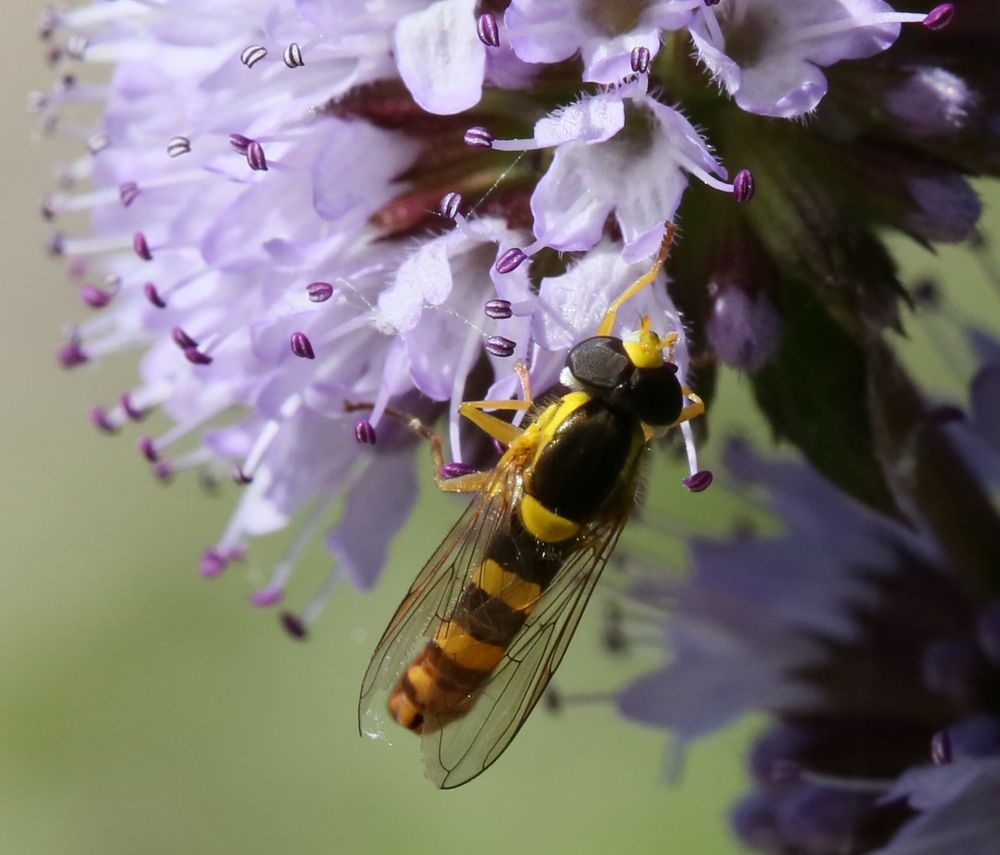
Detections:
[628, 365, 683, 426]
[567, 336, 631, 392]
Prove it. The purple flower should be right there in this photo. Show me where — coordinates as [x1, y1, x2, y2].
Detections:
[689, 1, 949, 118]
[617, 337, 1000, 853]
[872, 758, 1000, 854]
[34, 0, 988, 639]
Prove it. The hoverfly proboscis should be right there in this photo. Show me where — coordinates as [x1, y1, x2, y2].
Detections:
[356, 223, 706, 788]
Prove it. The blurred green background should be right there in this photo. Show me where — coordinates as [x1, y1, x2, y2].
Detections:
[3, 6, 998, 854]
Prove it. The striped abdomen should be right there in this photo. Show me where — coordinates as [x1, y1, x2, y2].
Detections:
[388, 396, 644, 732]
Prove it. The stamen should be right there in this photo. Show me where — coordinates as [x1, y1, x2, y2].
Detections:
[355, 419, 377, 445]
[485, 335, 516, 357]
[484, 299, 512, 320]
[133, 231, 152, 261]
[283, 42, 304, 68]
[251, 587, 283, 606]
[37, 6, 59, 39]
[923, 4, 955, 30]
[299, 567, 342, 625]
[439, 191, 462, 220]
[166, 135, 190, 158]
[58, 330, 88, 368]
[118, 181, 140, 207]
[184, 347, 213, 365]
[229, 133, 251, 155]
[630, 46, 651, 74]
[199, 547, 229, 578]
[306, 281, 334, 302]
[669, 136, 755, 199]
[290, 331, 315, 359]
[931, 729, 952, 765]
[495, 247, 527, 274]
[699, 2, 726, 48]
[441, 462, 476, 479]
[60, 1, 154, 30]
[246, 140, 268, 172]
[119, 392, 145, 421]
[143, 283, 166, 308]
[448, 326, 484, 466]
[464, 126, 495, 148]
[153, 461, 173, 482]
[236, 396, 303, 483]
[683, 470, 714, 492]
[240, 44, 268, 68]
[44, 182, 135, 215]
[477, 13, 500, 48]
[544, 688, 615, 712]
[171, 327, 198, 350]
[786, 4, 954, 47]
[732, 169, 755, 203]
[679, 420, 712, 492]
[138, 435, 158, 462]
[250, 497, 333, 608]
[280, 611, 308, 639]
[80, 283, 114, 308]
[90, 405, 117, 434]
[81, 129, 108, 153]
[765, 760, 895, 794]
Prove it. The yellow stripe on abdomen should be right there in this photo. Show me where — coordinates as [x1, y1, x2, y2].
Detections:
[433, 621, 506, 672]
[471, 559, 542, 612]
[519, 493, 580, 543]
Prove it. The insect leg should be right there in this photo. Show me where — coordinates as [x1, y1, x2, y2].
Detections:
[456, 359, 534, 446]
[344, 401, 490, 494]
[596, 222, 679, 337]
[672, 387, 705, 427]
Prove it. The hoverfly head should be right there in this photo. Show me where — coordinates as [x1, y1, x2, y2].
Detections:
[564, 318, 682, 428]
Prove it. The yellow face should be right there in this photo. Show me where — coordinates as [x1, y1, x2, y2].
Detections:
[622, 316, 675, 369]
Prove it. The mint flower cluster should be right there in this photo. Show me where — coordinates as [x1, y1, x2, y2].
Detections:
[34, 1, 1000, 849]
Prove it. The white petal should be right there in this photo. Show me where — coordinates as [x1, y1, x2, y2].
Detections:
[532, 93, 626, 146]
[529, 142, 613, 252]
[377, 236, 454, 332]
[582, 28, 660, 84]
[394, 0, 485, 115]
[505, 0, 591, 64]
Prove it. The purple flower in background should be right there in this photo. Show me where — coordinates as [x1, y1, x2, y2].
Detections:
[617, 324, 1000, 853]
[32, 0, 992, 641]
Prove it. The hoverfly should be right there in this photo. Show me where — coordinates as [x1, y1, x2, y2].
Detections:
[358, 224, 705, 788]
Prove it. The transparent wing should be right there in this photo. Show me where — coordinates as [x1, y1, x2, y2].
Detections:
[422, 506, 633, 788]
[359, 462, 522, 741]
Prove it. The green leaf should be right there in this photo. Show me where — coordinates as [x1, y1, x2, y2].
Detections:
[752, 274, 899, 515]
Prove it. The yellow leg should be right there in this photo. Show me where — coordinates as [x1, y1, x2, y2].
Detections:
[597, 223, 679, 337]
[456, 359, 534, 447]
[672, 387, 705, 427]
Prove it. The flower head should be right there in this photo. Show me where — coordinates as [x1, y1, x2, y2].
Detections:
[34, 0, 988, 638]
